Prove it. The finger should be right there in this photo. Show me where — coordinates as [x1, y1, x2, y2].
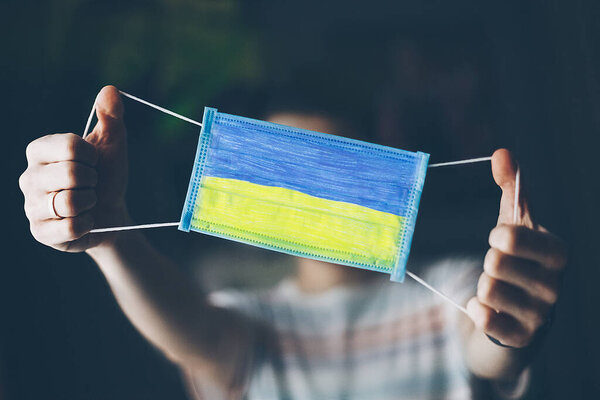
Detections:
[491, 149, 532, 227]
[37, 161, 98, 192]
[29, 213, 94, 245]
[466, 297, 532, 348]
[484, 248, 560, 304]
[24, 189, 97, 220]
[86, 85, 126, 146]
[26, 133, 98, 166]
[489, 224, 568, 269]
[52, 189, 97, 218]
[476, 273, 547, 333]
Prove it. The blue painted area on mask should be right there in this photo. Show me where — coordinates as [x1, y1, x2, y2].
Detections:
[202, 113, 426, 216]
[180, 107, 429, 282]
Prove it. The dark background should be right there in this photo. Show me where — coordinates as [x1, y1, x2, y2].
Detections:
[2, 1, 599, 399]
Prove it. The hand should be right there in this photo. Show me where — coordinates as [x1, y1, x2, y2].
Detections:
[19, 86, 129, 252]
[466, 149, 567, 348]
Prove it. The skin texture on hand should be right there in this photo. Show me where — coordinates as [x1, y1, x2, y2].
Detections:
[19, 86, 129, 252]
[462, 149, 567, 380]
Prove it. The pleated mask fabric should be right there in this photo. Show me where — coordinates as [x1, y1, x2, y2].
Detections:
[179, 107, 429, 282]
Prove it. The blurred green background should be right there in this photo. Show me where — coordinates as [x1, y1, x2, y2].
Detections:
[3, 1, 600, 399]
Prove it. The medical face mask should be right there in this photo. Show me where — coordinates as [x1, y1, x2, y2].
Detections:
[177, 107, 428, 282]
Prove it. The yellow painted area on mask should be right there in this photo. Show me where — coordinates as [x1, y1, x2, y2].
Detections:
[191, 176, 404, 270]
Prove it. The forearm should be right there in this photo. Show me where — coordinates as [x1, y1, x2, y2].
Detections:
[86, 231, 251, 382]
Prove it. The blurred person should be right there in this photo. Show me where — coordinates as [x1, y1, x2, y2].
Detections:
[19, 86, 566, 399]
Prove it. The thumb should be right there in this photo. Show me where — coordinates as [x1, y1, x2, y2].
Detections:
[491, 148, 533, 226]
[85, 85, 128, 205]
[87, 85, 126, 146]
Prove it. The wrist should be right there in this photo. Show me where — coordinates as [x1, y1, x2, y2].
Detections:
[86, 205, 132, 258]
[463, 319, 531, 381]
[85, 226, 152, 283]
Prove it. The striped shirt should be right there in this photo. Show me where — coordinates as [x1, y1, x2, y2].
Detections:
[186, 257, 507, 399]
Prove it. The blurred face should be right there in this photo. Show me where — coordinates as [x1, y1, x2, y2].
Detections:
[267, 112, 340, 136]
[266, 111, 379, 287]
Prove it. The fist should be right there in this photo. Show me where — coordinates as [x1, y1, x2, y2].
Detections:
[466, 149, 567, 348]
[19, 86, 129, 252]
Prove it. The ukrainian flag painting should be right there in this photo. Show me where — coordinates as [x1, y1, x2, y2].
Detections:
[179, 108, 429, 282]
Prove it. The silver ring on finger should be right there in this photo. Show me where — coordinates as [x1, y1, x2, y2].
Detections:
[48, 191, 63, 219]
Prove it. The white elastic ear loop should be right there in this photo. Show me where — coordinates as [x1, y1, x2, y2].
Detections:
[82, 90, 202, 140]
[89, 222, 180, 233]
[405, 270, 468, 314]
[82, 97, 97, 140]
[513, 166, 521, 225]
[427, 156, 492, 168]
[408, 161, 522, 315]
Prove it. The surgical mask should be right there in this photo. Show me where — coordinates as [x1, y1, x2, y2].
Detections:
[178, 107, 429, 282]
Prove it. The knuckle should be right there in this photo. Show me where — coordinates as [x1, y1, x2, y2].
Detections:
[477, 275, 496, 304]
[29, 221, 43, 241]
[503, 226, 520, 253]
[491, 225, 514, 253]
[480, 310, 495, 332]
[18, 171, 29, 192]
[512, 333, 531, 348]
[23, 199, 35, 219]
[546, 289, 559, 304]
[63, 133, 80, 159]
[536, 282, 559, 304]
[484, 248, 504, 277]
[25, 139, 40, 161]
[523, 312, 543, 334]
